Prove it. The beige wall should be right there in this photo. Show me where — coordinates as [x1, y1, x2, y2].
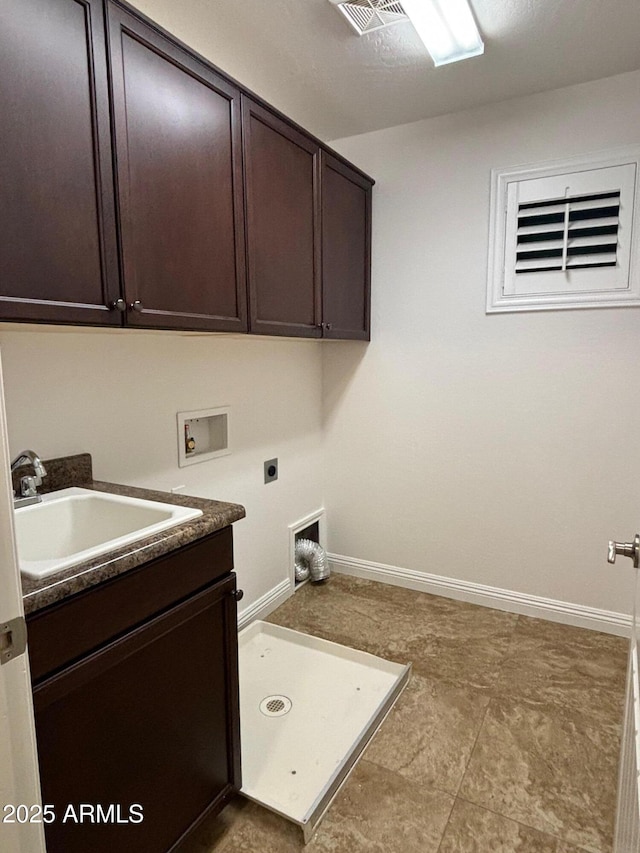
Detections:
[0, 330, 324, 609]
[326, 70, 640, 614]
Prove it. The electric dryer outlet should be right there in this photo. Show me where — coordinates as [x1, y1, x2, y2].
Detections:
[264, 459, 278, 484]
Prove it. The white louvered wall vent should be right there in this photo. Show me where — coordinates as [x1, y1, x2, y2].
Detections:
[515, 190, 621, 276]
[329, 0, 408, 35]
[487, 149, 640, 312]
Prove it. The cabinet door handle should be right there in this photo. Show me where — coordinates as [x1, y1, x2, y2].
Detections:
[129, 300, 143, 313]
[324, 322, 333, 331]
[110, 298, 126, 312]
[231, 589, 244, 602]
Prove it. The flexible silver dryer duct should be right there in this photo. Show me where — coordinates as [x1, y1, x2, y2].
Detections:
[295, 538, 330, 583]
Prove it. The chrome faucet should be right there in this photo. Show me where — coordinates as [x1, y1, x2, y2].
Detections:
[11, 450, 47, 507]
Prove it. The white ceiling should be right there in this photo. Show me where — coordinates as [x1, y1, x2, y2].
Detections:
[137, 0, 640, 141]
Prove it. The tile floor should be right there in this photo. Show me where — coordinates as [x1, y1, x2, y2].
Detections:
[180, 574, 628, 853]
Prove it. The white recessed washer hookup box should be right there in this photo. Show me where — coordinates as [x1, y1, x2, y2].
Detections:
[177, 406, 230, 467]
[238, 620, 411, 844]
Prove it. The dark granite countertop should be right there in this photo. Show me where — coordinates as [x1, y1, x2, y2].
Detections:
[20, 461, 245, 616]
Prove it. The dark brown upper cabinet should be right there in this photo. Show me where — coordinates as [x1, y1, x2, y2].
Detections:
[321, 152, 372, 341]
[0, 0, 373, 339]
[107, 2, 247, 332]
[0, 0, 121, 325]
[242, 96, 322, 338]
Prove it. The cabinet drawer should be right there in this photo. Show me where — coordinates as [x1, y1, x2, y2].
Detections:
[27, 527, 233, 683]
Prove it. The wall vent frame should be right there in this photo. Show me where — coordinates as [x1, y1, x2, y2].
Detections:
[487, 147, 640, 313]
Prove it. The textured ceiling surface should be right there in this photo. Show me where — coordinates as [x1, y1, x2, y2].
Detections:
[133, 0, 640, 141]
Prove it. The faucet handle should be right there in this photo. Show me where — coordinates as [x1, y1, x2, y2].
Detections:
[20, 476, 39, 497]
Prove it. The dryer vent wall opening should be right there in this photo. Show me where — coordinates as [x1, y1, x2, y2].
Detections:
[295, 539, 330, 584]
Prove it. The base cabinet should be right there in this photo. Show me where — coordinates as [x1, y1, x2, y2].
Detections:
[28, 531, 241, 853]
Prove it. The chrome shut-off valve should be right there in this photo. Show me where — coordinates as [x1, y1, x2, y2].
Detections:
[608, 534, 640, 568]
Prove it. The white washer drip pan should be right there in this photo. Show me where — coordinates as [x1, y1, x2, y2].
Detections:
[238, 620, 411, 843]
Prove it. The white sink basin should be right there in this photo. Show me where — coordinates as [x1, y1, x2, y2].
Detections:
[15, 487, 203, 580]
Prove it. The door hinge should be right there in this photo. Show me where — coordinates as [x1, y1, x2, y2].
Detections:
[0, 617, 27, 665]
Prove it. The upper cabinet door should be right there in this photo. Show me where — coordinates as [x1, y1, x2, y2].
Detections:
[0, 0, 121, 325]
[107, 2, 247, 332]
[321, 152, 372, 341]
[242, 97, 322, 338]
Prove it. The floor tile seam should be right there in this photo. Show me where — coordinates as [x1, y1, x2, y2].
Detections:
[453, 793, 607, 853]
[357, 744, 456, 800]
[361, 751, 460, 801]
[452, 697, 493, 799]
[433, 792, 458, 853]
[454, 695, 619, 852]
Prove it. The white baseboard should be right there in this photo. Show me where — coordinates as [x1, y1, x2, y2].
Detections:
[328, 553, 631, 637]
[238, 578, 292, 630]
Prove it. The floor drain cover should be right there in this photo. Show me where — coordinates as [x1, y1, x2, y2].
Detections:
[259, 695, 292, 717]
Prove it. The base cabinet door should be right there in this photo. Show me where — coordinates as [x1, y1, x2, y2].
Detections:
[0, 0, 121, 325]
[242, 96, 322, 338]
[321, 152, 372, 340]
[107, 2, 247, 332]
[32, 575, 241, 853]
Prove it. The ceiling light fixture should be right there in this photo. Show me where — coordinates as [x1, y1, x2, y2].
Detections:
[401, 0, 484, 66]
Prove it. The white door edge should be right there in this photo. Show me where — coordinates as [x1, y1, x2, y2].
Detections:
[0, 346, 46, 853]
